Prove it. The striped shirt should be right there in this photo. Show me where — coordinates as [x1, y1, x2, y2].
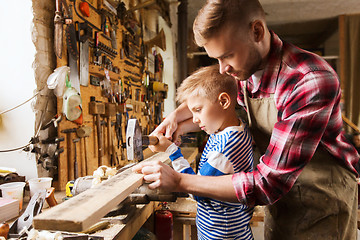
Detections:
[233, 31, 360, 206]
[167, 124, 254, 240]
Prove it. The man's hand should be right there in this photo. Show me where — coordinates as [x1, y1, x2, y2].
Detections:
[151, 103, 193, 140]
[151, 116, 179, 141]
[132, 160, 182, 192]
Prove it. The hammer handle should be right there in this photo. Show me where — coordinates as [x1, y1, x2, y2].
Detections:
[96, 114, 103, 165]
[142, 136, 159, 146]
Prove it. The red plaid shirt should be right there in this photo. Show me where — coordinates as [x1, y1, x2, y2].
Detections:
[233, 31, 359, 206]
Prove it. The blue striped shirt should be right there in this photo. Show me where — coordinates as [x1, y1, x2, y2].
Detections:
[168, 123, 254, 239]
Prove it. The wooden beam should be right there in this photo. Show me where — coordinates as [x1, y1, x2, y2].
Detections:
[342, 115, 360, 133]
[91, 202, 155, 240]
[33, 152, 170, 232]
[339, 15, 346, 103]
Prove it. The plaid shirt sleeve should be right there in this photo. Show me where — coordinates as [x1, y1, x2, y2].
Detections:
[233, 67, 347, 206]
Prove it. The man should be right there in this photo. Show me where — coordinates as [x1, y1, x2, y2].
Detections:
[133, 0, 359, 239]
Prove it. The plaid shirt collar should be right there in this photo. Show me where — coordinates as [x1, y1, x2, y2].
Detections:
[249, 30, 283, 95]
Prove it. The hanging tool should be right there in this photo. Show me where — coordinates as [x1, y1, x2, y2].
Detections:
[115, 113, 123, 148]
[76, 125, 92, 176]
[71, 0, 102, 32]
[40, 115, 62, 130]
[41, 137, 65, 144]
[54, 0, 63, 59]
[103, 103, 116, 166]
[93, 31, 101, 65]
[63, 75, 82, 120]
[73, 138, 80, 179]
[77, 21, 92, 86]
[79, 1, 90, 17]
[115, 113, 125, 159]
[64, 3, 78, 59]
[71, 0, 111, 40]
[89, 98, 105, 166]
[61, 128, 77, 180]
[100, 9, 118, 49]
[89, 40, 118, 58]
[64, 5, 81, 94]
[126, 118, 158, 162]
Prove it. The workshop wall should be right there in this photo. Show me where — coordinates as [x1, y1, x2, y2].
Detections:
[0, 1, 38, 180]
[30, 0, 180, 190]
[1, 0, 179, 186]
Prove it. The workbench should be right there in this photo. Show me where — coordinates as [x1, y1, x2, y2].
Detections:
[30, 147, 199, 240]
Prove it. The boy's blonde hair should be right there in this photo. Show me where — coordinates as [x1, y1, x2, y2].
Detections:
[176, 65, 238, 104]
[193, 0, 265, 47]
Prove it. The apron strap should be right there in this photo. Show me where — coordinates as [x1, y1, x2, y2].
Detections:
[242, 82, 252, 127]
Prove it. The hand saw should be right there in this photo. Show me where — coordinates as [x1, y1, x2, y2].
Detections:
[77, 22, 92, 87]
[64, 3, 78, 60]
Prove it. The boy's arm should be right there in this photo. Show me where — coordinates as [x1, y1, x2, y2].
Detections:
[166, 143, 195, 175]
[150, 135, 195, 174]
[132, 161, 238, 202]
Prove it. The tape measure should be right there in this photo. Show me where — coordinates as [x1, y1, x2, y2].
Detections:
[65, 180, 74, 197]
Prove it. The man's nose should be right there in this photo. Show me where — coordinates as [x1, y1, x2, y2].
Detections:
[193, 115, 200, 123]
[219, 60, 230, 75]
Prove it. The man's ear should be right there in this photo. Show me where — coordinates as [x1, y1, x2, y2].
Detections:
[218, 92, 231, 109]
[251, 20, 265, 43]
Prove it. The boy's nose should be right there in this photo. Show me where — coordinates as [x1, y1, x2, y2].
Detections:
[193, 116, 200, 123]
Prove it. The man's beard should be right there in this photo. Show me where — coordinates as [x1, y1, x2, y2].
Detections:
[230, 47, 263, 81]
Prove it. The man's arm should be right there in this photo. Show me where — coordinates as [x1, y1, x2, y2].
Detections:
[233, 70, 342, 206]
[132, 161, 238, 202]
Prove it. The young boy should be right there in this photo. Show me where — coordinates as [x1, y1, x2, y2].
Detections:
[151, 65, 254, 239]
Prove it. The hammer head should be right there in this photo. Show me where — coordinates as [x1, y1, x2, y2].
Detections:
[126, 119, 143, 162]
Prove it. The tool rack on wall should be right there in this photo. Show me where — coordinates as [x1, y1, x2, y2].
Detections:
[53, 0, 168, 190]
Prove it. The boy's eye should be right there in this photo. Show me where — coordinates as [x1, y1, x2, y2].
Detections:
[223, 54, 233, 59]
[195, 108, 201, 112]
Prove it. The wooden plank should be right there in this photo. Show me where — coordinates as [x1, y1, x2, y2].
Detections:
[338, 15, 346, 109]
[250, 206, 265, 223]
[181, 147, 199, 164]
[342, 114, 360, 133]
[90, 202, 155, 240]
[33, 152, 170, 232]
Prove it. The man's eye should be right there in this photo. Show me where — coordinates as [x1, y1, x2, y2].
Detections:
[196, 108, 201, 112]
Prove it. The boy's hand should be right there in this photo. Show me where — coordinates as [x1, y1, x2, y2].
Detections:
[149, 133, 173, 152]
[132, 160, 181, 192]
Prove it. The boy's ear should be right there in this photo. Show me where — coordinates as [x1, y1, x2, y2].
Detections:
[218, 92, 231, 109]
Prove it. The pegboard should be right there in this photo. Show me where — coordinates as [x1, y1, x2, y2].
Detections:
[54, 0, 168, 190]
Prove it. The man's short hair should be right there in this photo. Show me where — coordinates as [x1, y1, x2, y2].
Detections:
[193, 0, 265, 47]
[176, 65, 238, 104]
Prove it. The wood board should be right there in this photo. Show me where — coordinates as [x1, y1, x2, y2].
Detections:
[33, 152, 170, 232]
[93, 202, 155, 240]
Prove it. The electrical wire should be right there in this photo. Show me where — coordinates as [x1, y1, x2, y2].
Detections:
[0, 143, 31, 153]
[0, 88, 48, 153]
[0, 90, 41, 115]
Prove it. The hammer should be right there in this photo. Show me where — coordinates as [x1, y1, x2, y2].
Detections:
[89, 98, 105, 166]
[126, 118, 158, 162]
